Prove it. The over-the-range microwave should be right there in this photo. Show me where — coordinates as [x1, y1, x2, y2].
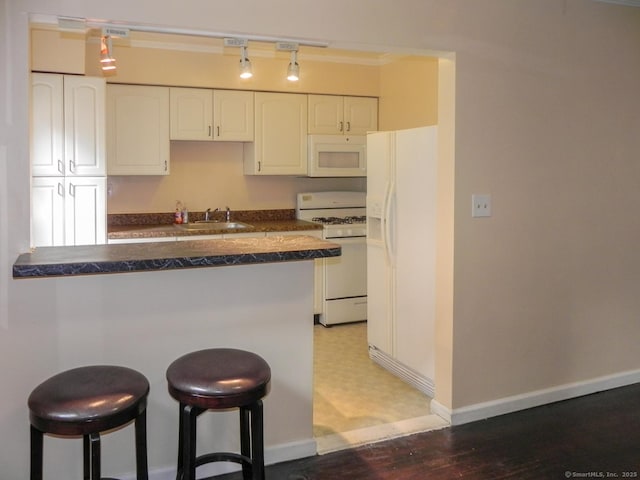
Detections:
[307, 134, 366, 177]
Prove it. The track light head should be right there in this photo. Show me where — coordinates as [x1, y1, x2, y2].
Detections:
[287, 50, 299, 82]
[100, 35, 116, 71]
[238, 45, 253, 79]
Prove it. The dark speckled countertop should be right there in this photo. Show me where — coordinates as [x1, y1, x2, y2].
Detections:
[13, 235, 340, 279]
[107, 209, 322, 240]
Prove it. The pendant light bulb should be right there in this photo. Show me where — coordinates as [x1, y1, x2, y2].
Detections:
[100, 35, 116, 71]
[287, 50, 299, 82]
[239, 46, 253, 79]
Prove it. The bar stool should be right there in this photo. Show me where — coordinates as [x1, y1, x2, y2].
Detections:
[28, 365, 150, 480]
[166, 348, 271, 480]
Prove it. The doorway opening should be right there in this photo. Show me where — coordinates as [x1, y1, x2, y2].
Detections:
[312, 322, 448, 454]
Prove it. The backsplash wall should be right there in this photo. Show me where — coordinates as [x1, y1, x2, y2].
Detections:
[107, 140, 366, 214]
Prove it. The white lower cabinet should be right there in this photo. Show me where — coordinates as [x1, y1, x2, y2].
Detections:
[32, 176, 106, 247]
[107, 236, 177, 244]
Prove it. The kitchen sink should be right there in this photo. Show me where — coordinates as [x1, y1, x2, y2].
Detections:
[177, 221, 254, 231]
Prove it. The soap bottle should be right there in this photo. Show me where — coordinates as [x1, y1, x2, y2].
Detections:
[181, 204, 189, 224]
[175, 201, 183, 224]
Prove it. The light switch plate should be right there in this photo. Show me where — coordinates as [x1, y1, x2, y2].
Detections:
[472, 194, 491, 217]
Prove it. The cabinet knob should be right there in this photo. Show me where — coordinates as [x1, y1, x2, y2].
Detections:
[69, 160, 76, 174]
[57, 183, 64, 197]
[68, 183, 75, 197]
[57, 160, 65, 175]
[346, 121, 351, 132]
[339, 121, 343, 132]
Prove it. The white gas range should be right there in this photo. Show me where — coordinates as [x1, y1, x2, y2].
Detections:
[297, 191, 367, 326]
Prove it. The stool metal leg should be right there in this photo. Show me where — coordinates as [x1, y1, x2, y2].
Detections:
[30, 426, 43, 480]
[181, 404, 198, 480]
[83, 435, 90, 480]
[89, 432, 101, 480]
[176, 404, 184, 480]
[240, 406, 251, 480]
[135, 408, 149, 480]
[251, 400, 265, 480]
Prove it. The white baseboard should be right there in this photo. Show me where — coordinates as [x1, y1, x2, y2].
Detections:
[120, 438, 317, 480]
[432, 368, 640, 426]
[369, 346, 435, 397]
[316, 414, 449, 455]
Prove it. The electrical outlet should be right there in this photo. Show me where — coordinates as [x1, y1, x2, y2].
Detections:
[472, 194, 491, 217]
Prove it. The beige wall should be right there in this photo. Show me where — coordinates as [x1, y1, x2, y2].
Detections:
[379, 56, 439, 130]
[4, 1, 640, 478]
[110, 141, 365, 213]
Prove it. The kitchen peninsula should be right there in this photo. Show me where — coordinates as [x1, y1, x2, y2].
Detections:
[12, 236, 339, 477]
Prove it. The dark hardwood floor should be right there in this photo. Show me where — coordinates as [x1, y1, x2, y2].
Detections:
[215, 382, 640, 479]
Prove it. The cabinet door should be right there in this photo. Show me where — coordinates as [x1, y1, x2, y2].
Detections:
[170, 87, 213, 140]
[31, 74, 64, 176]
[63, 76, 106, 176]
[64, 177, 106, 246]
[107, 85, 170, 175]
[213, 90, 254, 141]
[244, 92, 307, 175]
[344, 97, 378, 135]
[31, 177, 65, 247]
[308, 94, 343, 135]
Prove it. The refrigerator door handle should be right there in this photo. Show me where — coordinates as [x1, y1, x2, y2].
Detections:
[383, 181, 396, 266]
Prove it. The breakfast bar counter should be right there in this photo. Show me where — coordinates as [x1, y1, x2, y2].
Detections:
[13, 235, 339, 278]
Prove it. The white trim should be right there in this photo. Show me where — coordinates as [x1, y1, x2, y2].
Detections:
[119, 438, 317, 480]
[316, 414, 449, 455]
[369, 347, 435, 397]
[429, 399, 452, 423]
[436, 369, 640, 426]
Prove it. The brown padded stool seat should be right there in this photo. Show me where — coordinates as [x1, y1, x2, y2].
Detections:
[28, 365, 149, 480]
[166, 348, 271, 480]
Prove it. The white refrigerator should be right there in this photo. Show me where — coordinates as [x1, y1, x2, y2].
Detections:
[366, 126, 438, 397]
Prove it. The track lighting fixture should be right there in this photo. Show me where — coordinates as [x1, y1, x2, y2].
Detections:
[239, 45, 253, 79]
[277, 42, 300, 82]
[224, 38, 253, 79]
[287, 50, 299, 82]
[100, 35, 116, 71]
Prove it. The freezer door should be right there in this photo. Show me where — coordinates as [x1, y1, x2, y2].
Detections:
[393, 126, 438, 381]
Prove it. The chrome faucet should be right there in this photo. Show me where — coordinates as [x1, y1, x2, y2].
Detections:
[225, 206, 231, 222]
[204, 207, 219, 221]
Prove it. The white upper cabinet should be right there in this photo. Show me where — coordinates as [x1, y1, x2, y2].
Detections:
[170, 88, 254, 142]
[213, 90, 254, 141]
[107, 84, 170, 175]
[170, 88, 212, 140]
[31, 73, 106, 177]
[244, 92, 308, 175]
[308, 94, 377, 135]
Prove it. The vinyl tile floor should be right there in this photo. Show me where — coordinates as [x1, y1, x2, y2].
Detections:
[313, 322, 447, 453]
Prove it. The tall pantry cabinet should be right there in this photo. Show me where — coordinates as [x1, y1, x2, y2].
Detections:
[30, 73, 107, 247]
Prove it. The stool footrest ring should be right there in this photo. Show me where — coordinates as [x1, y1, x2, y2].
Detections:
[176, 452, 252, 480]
